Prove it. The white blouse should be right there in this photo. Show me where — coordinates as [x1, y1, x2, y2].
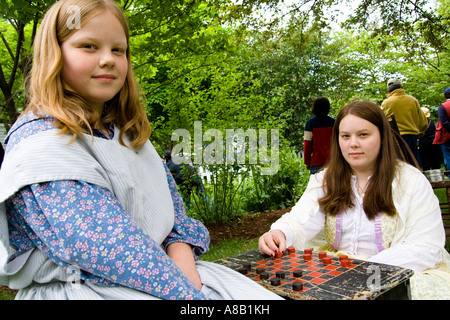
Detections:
[271, 164, 445, 272]
[272, 178, 382, 255]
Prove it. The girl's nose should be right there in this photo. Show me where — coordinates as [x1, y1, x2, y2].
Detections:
[350, 136, 359, 147]
[99, 50, 116, 68]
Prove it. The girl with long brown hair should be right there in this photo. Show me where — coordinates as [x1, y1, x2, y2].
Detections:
[260, 101, 450, 299]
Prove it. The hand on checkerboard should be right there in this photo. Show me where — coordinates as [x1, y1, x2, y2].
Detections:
[258, 229, 287, 257]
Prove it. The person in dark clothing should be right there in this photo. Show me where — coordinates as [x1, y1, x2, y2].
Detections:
[303, 97, 335, 174]
[418, 107, 443, 170]
[433, 88, 450, 171]
[164, 150, 205, 208]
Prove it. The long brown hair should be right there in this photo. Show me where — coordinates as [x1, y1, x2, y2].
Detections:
[318, 101, 399, 220]
[24, 0, 151, 149]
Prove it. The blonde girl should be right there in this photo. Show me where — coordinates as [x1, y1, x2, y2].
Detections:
[0, 0, 281, 300]
[26, 0, 150, 148]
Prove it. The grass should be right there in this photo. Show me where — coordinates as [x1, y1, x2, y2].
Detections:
[434, 188, 450, 251]
[201, 238, 259, 262]
[434, 188, 447, 205]
[0, 286, 16, 300]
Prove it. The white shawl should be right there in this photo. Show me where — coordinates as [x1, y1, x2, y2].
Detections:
[0, 128, 174, 286]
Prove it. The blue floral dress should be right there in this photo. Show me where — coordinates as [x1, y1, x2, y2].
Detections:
[4, 113, 209, 299]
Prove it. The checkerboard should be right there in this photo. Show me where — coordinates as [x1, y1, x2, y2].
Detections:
[214, 248, 414, 300]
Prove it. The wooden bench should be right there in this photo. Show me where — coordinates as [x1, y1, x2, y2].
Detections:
[429, 179, 450, 241]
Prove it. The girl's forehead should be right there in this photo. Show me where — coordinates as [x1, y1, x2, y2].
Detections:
[64, 11, 127, 42]
[68, 9, 126, 31]
[339, 114, 376, 131]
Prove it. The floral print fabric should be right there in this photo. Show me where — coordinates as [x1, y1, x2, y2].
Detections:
[4, 114, 210, 300]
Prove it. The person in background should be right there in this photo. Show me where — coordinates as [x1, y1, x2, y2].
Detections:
[164, 150, 206, 209]
[381, 79, 428, 164]
[418, 107, 443, 171]
[433, 88, 450, 171]
[260, 101, 450, 299]
[303, 96, 335, 174]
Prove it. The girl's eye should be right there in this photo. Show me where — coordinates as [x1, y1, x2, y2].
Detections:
[113, 48, 126, 54]
[360, 132, 368, 137]
[83, 44, 96, 50]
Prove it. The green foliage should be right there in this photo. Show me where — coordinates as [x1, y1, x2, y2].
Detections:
[243, 145, 309, 212]
[186, 143, 310, 225]
[188, 163, 248, 225]
[0, 0, 56, 126]
[151, 56, 284, 154]
[345, 0, 449, 54]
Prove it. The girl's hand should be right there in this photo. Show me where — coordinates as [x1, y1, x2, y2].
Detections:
[258, 230, 287, 257]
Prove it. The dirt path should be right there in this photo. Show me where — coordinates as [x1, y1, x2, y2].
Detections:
[205, 207, 291, 244]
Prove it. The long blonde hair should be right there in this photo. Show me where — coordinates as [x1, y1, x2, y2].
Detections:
[24, 0, 151, 149]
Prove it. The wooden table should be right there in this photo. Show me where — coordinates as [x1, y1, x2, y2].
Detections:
[215, 249, 413, 300]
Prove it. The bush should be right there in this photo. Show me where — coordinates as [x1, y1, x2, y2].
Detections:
[242, 146, 309, 212]
[188, 163, 248, 225]
[186, 145, 310, 225]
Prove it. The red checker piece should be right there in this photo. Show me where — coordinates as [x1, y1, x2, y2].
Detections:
[340, 259, 351, 268]
[318, 251, 327, 259]
[288, 247, 296, 253]
[303, 253, 312, 261]
[322, 256, 332, 264]
[304, 248, 313, 254]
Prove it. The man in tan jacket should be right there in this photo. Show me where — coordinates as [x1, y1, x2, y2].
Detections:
[381, 79, 428, 163]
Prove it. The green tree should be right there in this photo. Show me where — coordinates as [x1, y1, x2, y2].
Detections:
[0, 0, 54, 129]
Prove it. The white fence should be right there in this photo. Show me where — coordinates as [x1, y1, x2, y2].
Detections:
[0, 123, 6, 147]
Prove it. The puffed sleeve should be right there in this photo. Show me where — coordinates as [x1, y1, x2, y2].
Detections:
[368, 164, 445, 271]
[6, 180, 207, 300]
[162, 164, 210, 259]
[270, 172, 326, 248]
